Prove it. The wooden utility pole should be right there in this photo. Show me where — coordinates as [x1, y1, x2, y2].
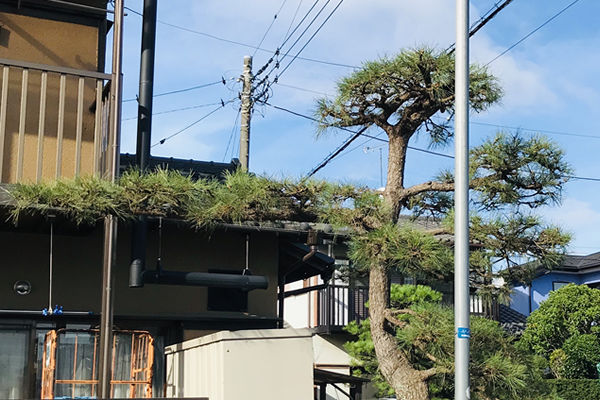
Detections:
[239, 55, 253, 170]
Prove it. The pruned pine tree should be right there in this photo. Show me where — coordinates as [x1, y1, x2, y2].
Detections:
[315, 47, 571, 400]
[345, 285, 553, 400]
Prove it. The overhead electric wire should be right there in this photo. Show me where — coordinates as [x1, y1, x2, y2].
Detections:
[151, 100, 233, 148]
[122, 101, 223, 121]
[275, 82, 329, 95]
[266, 102, 453, 157]
[253, 0, 288, 57]
[335, 133, 386, 161]
[305, 125, 369, 178]
[252, 0, 321, 80]
[446, 0, 516, 54]
[253, 0, 345, 103]
[469, 121, 600, 140]
[485, 0, 580, 65]
[283, 0, 305, 43]
[123, 80, 223, 103]
[224, 108, 241, 162]
[124, 6, 357, 69]
[277, 0, 332, 65]
[280, 0, 320, 49]
[277, 0, 345, 78]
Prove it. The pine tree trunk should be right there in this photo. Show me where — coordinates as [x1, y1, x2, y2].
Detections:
[369, 266, 431, 400]
[368, 133, 432, 400]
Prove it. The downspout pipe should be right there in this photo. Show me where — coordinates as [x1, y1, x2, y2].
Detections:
[130, 0, 158, 288]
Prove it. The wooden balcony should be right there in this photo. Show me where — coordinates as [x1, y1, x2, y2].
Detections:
[0, 57, 113, 183]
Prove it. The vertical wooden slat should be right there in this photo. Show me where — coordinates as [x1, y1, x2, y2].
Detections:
[16, 68, 29, 181]
[56, 74, 66, 178]
[72, 333, 79, 399]
[93, 79, 103, 175]
[36, 71, 48, 182]
[0, 66, 9, 181]
[75, 77, 84, 176]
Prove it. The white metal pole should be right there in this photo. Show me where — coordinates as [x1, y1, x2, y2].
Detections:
[455, 0, 471, 399]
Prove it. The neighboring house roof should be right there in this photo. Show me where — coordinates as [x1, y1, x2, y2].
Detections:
[558, 252, 600, 271]
[119, 153, 240, 180]
[499, 304, 527, 336]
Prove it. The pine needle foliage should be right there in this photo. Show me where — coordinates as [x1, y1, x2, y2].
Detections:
[315, 47, 502, 141]
[345, 285, 554, 400]
[8, 168, 366, 228]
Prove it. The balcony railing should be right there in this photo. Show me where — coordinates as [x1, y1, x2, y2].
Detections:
[317, 285, 369, 332]
[0, 57, 112, 183]
[316, 285, 500, 332]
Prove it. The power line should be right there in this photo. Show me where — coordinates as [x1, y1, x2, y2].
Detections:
[570, 176, 600, 183]
[151, 100, 233, 148]
[280, 0, 321, 49]
[336, 133, 386, 161]
[305, 125, 369, 178]
[122, 101, 223, 121]
[266, 102, 453, 157]
[266, 103, 600, 183]
[278, 0, 333, 66]
[469, 121, 600, 140]
[275, 82, 598, 141]
[124, 6, 357, 69]
[123, 80, 224, 103]
[275, 82, 329, 96]
[224, 108, 241, 162]
[278, 0, 345, 78]
[283, 0, 305, 43]
[253, 0, 288, 57]
[252, 0, 322, 82]
[486, 0, 580, 65]
[254, 0, 346, 104]
[446, 0, 516, 54]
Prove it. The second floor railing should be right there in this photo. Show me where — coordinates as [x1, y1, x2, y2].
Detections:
[317, 285, 369, 331]
[316, 284, 500, 332]
[0, 57, 112, 184]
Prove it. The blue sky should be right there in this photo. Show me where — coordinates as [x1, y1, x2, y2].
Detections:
[113, 0, 600, 255]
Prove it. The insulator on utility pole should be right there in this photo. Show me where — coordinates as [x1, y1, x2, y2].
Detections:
[239, 55, 253, 171]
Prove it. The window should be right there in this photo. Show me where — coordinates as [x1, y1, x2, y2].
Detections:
[552, 281, 570, 291]
[0, 327, 30, 399]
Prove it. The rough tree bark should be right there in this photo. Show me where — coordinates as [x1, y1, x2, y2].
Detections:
[369, 265, 435, 400]
[368, 133, 438, 400]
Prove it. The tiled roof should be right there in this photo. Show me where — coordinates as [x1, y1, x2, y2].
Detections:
[553, 251, 600, 272]
[119, 154, 239, 180]
[499, 304, 527, 336]
[499, 304, 527, 324]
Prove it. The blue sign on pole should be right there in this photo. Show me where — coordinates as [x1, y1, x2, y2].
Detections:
[457, 327, 471, 339]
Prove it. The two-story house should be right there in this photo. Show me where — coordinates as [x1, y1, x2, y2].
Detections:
[0, 2, 337, 398]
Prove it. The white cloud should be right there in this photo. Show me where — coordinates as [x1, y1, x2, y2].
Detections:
[542, 198, 600, 255]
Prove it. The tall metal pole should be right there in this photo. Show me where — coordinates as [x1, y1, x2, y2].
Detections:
[98, 0, 124, 396]
[454, 0, 471, 399]
[239, 55, 253, 171]
[131, 0, 158, 284]
[135, 0, 157, 169]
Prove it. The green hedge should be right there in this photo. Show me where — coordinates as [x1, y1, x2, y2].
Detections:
[548, 379, 600, 400]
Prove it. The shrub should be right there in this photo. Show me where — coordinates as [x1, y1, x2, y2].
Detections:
[547, 379, 600, 400]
